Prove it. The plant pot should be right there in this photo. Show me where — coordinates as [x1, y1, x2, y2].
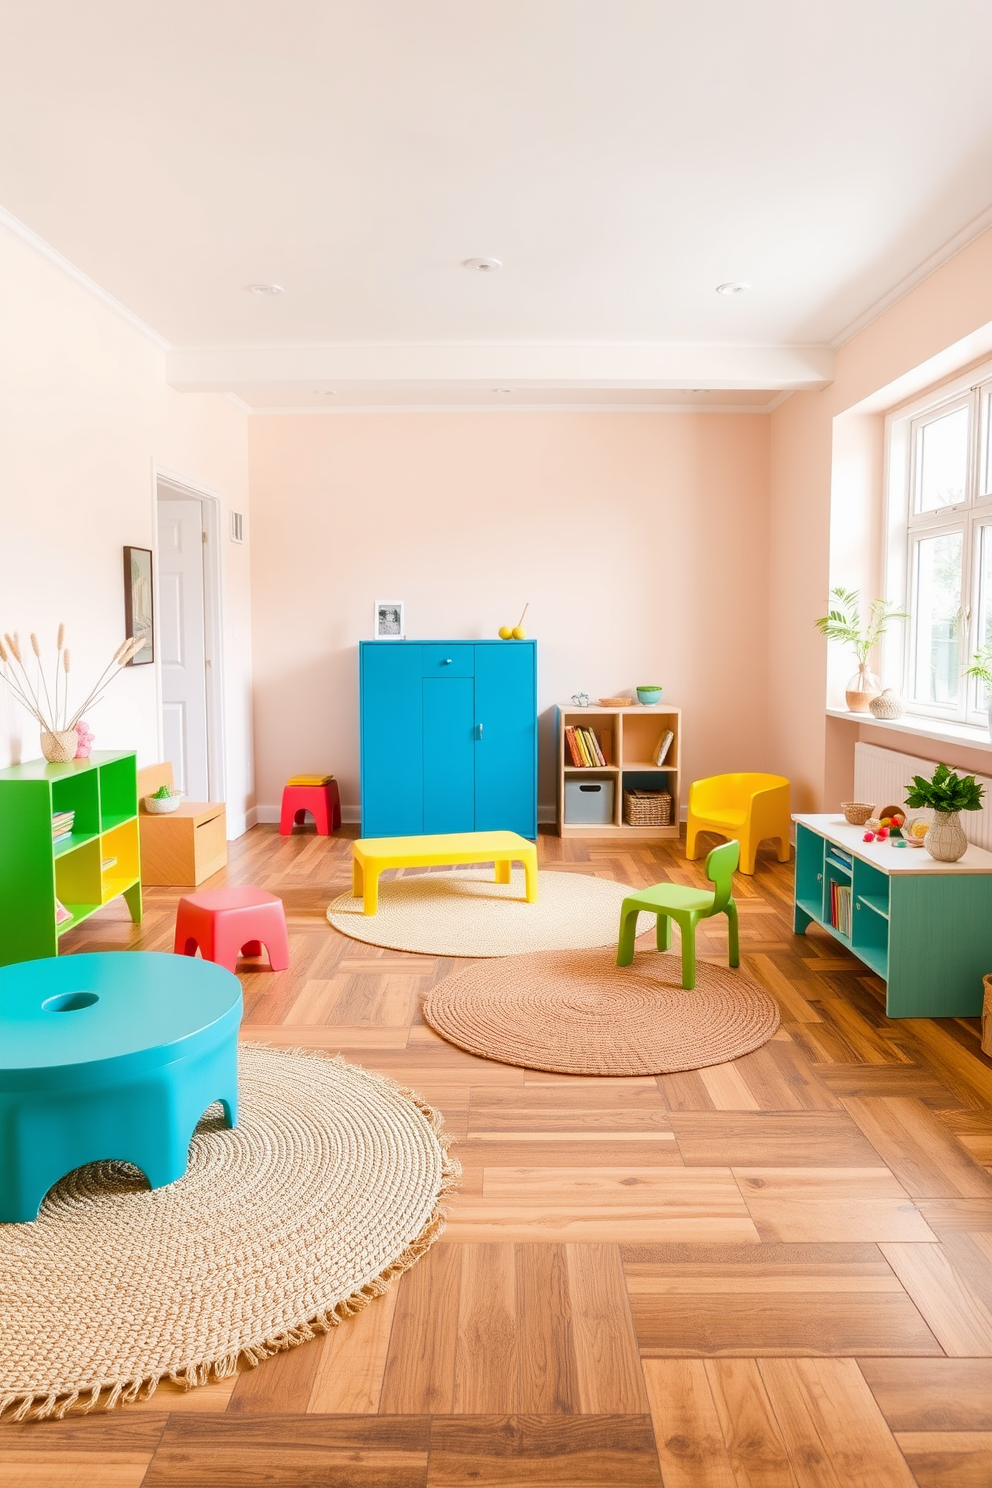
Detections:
[924, 810, 968, 863]
[144, 793, 182, 814]
[40, 729, 79, 763]
[845, 664, 881, 713]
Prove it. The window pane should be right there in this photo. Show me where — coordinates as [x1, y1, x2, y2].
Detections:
[983, 393, 992, 496]
[916, 406, 969, 513]
[973, 525, 992, 710]
[912, 530, 962, 704]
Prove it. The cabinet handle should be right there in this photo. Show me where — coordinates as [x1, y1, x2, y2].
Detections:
[477, 723, 483, 740]
[816, 873, 822, 882]
[442, 658, 453, 664]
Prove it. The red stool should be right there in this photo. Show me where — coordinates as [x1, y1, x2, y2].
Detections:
[279, 781, 341, 836]
[174, 887, 290, 973]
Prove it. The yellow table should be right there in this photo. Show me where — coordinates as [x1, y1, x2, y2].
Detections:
[351, 830, 538, 915]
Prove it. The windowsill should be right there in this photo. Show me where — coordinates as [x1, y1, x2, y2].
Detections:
[826, 707, 992, 753]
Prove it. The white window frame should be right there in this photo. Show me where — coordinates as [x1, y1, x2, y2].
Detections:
[884, 359, 992, 727]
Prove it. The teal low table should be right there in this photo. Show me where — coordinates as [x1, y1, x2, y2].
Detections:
[0, 951, 242, 1222]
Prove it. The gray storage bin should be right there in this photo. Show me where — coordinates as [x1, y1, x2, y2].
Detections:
[565, 778, 615, 825]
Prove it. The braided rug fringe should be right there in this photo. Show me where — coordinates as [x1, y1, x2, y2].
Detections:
[0, 1046, 459, 1423]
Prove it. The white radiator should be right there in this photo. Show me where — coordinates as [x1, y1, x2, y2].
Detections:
[853, 741, 992, 851]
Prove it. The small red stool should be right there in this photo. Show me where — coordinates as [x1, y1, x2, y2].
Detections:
[174, 886, 290, 973]
[279, 781, 341, 836]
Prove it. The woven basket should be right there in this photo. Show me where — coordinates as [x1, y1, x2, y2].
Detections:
[841, 801, 874, 826]
[599, 696, 633, 708]
[623, 788, 673, 826]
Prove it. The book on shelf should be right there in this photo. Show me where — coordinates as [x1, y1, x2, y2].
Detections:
[829, 881, 852, 937]
[102, 856, 118, 871]
[54, 898, 72, 926]
[654, 730, 674, 766]
[566, 724, 608, 767]
[584, 727, 607, 766]
[564, 725, 584, 766]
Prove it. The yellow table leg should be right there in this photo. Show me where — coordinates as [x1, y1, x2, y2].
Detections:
[523, 849, 538, 903]
[363, 869, 380, 915]
[352, 854, 364, 899]
[494, 859, 512, 885]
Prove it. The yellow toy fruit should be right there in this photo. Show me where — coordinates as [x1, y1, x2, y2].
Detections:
[498, 626, 513, 639]
[512, 627, 526, 639]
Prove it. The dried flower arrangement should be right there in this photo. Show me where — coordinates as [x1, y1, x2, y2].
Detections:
[0, 626, 143, 761]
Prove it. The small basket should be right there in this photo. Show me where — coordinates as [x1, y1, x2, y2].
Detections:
[144, 792, 182, 814]
[841, 801, 874, 826]
[599, 696, 633, 708]
[623, 788, 673, 827]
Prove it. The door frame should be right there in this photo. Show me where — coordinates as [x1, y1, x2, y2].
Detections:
[150, 462, 226, 804]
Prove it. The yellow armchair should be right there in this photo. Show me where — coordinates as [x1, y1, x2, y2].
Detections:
[686, 772, 791, 875]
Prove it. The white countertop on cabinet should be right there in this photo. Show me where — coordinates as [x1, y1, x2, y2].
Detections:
[793, 813, 992, 875]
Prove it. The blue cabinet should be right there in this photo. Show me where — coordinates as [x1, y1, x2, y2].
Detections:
[360, 640, 537, 839]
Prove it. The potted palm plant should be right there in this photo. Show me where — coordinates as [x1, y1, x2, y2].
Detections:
[904, 763, 984, 862]
[964, 644, 992, 740]
[814, 587, 908, 712]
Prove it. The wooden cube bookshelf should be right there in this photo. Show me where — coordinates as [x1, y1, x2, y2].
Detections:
[555, 703, 681, 839]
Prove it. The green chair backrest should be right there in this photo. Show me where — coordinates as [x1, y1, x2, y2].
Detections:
[705, 839, 740, 912]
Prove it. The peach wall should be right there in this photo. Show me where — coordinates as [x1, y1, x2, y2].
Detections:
[769, 228, 992, 809]
[248, 412, 770, 820]
[0, 227, 256, 832]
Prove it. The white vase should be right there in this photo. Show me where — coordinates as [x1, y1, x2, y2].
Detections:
[924, 811, 968, 863]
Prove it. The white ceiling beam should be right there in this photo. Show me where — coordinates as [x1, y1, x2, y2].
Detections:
[166, 342, 833, 394]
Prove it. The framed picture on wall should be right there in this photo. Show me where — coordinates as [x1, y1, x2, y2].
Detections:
[123, 546, 154, 665]
[373, 600, 405, 640]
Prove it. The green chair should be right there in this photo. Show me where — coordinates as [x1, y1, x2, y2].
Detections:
[616, 839, 741, 989]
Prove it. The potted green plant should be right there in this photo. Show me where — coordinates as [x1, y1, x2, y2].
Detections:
[904, 762, 984, 862]
[813, 587, 908, 713]
[964, 644, 992, 740]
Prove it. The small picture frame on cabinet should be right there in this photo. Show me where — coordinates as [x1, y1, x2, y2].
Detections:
[373, 600, 404, 640]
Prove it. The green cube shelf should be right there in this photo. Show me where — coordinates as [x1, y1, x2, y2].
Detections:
[0, 751, 142, 967]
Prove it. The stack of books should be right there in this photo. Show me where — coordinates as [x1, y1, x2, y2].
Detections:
[52, 810, 75, 844]
[829, 881, 852, 937]
[565, 725, 608, 767]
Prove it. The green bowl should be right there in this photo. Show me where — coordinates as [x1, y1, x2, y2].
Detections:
[636, 686, 663, 705]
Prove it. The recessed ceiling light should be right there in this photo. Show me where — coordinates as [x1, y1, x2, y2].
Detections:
[492, 387, 514, 394]
[244, 283, 284, 295]
[311, 389, 336, 395]
[463, 257, 502, 273]
[716, 281, 750, 297]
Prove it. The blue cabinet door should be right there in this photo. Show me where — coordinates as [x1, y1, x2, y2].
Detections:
[423, 678, 475, 833]
[474, 642, 537, 837]
[360, 644, 423, 837]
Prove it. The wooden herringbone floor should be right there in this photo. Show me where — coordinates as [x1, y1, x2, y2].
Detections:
[7, 825, 992, 1487]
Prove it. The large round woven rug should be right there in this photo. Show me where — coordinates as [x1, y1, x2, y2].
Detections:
[327, 868, 652, 956]
[0, 1043, 456, 1421]
[422, 947, 780, 1075]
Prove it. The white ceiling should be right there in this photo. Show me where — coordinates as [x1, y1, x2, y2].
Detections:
[3, 0, 992, 409]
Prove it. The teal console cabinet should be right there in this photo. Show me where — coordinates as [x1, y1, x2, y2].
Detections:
[360, 640, 537, 839]
[793, 812, 992, 1017]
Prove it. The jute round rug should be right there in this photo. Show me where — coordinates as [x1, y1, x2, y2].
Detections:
[422, 947, 780, 1075]
[327, 868, 653, 957]
[0, 1043, 457, 1421]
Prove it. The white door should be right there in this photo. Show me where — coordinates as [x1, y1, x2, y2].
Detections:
[157, 495, 209, 799]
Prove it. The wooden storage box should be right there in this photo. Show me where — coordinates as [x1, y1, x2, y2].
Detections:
[137, 764, 227, 887]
